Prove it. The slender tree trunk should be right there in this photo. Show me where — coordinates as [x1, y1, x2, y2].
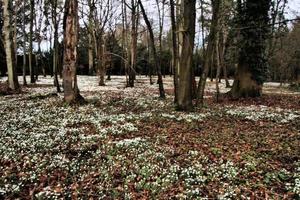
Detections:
[200, 0, 205, 54]
[29, 0, 35, 83]
[220, 29, 230, 87]
[147, 32, 154, 85]
[38, 42, 46, 77]
[3, 0, 20, 90]
[196, 0, 221, 107]
[88, 32, 94, 75]
[13, 2, 17, 70]
[53, 27, 61, 92]
[121, 0, 129, 83]
[88, 0, 94, 76]
[35, 54, 39, 80]
[156, 0, 165, 78]
[215, 29, 221, 101]
[62, 0, 83, 103]
[138, 0, 165, 98]
[170, 0, 179, 104]
[98, 38, 105, 86]
[52, 0, 61, 92]
[22, 1, 27, 86]
[177, 0, 196, 111]
[128, 0, 138, 87]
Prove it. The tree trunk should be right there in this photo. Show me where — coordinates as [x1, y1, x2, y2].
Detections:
[22, 1, 27, 86]
[170, 0, 179, 104]
[88, 0, 94, 76]
[29, 0, 35, 83]
[53, 30, 61, 92]
[219, 30, 230, 87]
[147, 32, 154, 85]
[88, 32, 94, 75]
[3, 0, 19, 90]
[215, 29, 221, 102]
[121, 0, 129, 83]
[229, 0, 271, 98]
[62, 0, 83, 103]
[128, 0, 138, 88]
[196, 0, 220, 107]
[98, 39, 105, 86]
[52, 0, 61, 92]
[177, 0, 196, 111]
[13, 2, 17, 70]
[138, 0, 165, 98]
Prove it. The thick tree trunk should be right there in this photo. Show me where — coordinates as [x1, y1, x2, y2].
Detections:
[230, 64, 262, 98]
[138, 0, 165, 98]
[177, 0, 196, 111]
[62, 0, 83, 103]
[3, 0, 19, 90]
[229, 0, 271, 98]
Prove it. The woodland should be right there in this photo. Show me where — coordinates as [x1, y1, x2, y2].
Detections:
[0, 0, 300, 199]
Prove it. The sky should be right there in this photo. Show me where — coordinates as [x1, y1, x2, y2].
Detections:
[287, 0, 300, 18]
[37, 0, 300, 52]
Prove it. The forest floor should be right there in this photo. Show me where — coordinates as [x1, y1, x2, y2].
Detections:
[0, 76, 299, 199]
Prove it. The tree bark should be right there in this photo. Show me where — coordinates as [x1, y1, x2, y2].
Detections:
[170, 0, 179, 104]
[29, 0, 35, 83]
[177, 0, 196, 111]
[52, 0, 61, 92]
[219, 29, 230, 88]
[215, 28, 221, 101]
[22, 1, 27, 86]
[229, 0, 271, 98]
[138, 0, 165, 98]
[196, 0, 220, 107]
[62, 0, 83, 103]
[88, 0, 95, 76]
[128, 0, 138, 88]
[3, 0, 19, 90]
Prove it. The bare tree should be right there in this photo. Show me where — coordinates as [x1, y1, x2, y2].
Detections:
[138, 0, 165, 98]
[155, 0, 166, 77]
[92, 0, 113, 86]
[126, 0, 139, 87]
[196, 0, 221, 107]
[49, 0, 63, 92]
[3, 0, 20, 90]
